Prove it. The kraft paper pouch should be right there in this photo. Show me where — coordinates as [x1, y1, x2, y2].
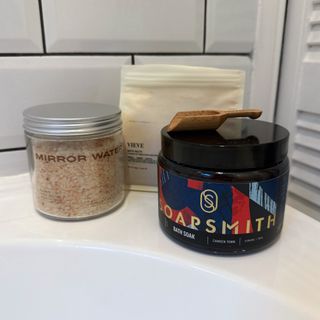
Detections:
[119, 64, 245, 191]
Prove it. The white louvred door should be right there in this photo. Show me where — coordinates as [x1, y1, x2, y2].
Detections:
[277, 0, 320, 220]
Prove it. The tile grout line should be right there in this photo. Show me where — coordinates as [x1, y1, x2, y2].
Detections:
[0, 147, 26, 153]
[38, 0, 47, 53]
[273, 0, 289, 123]
[0, 52, 250, 57]
[203, 0, 208, 53]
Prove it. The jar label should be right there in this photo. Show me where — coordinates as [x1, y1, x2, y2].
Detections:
[158, 165, 289, 253]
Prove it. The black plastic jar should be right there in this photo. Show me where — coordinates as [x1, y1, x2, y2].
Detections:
[158, 119, 289, 255]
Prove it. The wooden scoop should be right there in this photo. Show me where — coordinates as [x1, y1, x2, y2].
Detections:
[167, 108, 262, 132]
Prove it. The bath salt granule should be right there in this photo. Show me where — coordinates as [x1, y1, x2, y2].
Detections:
[23, 103, 125, 220]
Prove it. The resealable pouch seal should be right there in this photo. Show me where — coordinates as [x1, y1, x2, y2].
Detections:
[119, 64, 245, 191]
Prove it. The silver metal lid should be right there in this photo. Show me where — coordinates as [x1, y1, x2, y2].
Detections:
[23, 102, 122, 136]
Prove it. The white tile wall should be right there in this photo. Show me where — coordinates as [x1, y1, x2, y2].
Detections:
[206, 0, 258, 53]
[135, 55, 252, 105]
[0, 0, 286, 179]
[0, 150, 28, 176]
[0, 56, 131, 150]
[0, 0, 43, 53]
[42, 0, 205, 53]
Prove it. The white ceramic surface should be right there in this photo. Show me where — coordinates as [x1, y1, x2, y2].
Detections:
[0, 242, 312, 320]
[0, 56, 131, 150]
[0, 173, 319, 319]
[135, 55, 252, 106]
[42, 0, 204, 53]
[205, 0, 258, 53]
[0, 0, 43, 53]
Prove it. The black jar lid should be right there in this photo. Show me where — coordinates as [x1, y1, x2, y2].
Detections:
[161, 119, 289, 171]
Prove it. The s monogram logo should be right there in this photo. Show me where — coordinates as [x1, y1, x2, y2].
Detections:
[200, 189, 218, 213]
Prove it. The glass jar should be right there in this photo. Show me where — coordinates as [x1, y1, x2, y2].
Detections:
[158, 119, 289, 255]
[23, 103, 125, 220]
